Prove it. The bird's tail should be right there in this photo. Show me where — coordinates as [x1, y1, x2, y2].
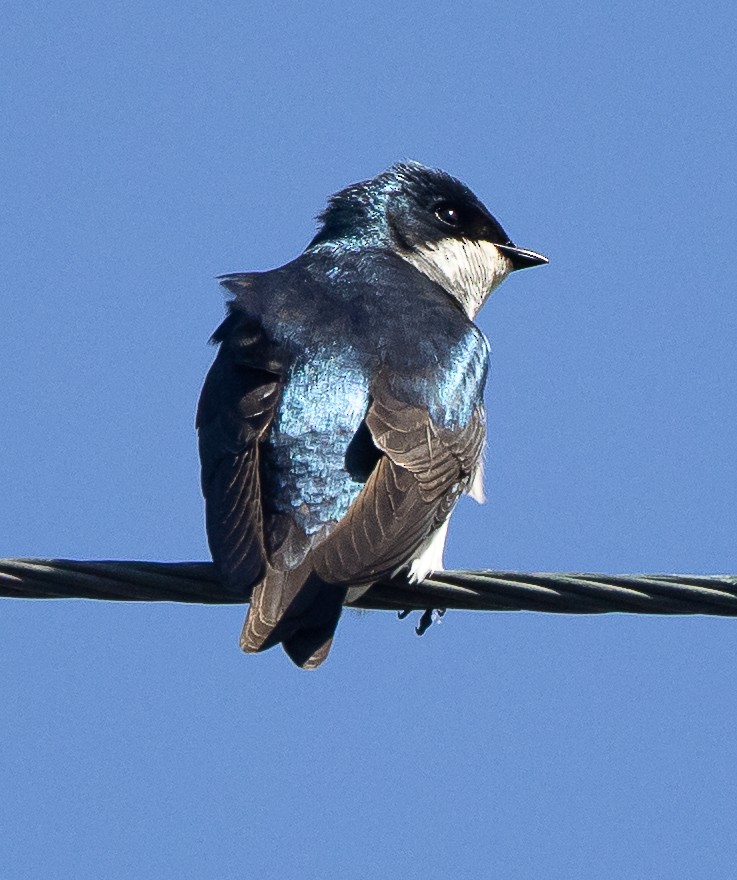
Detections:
[240, 564, 347, 669]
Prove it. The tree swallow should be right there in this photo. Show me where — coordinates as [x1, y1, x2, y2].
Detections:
[197, 161, 547, 668]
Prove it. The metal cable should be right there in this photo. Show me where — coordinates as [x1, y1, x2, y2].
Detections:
[2, 558, 737, 616]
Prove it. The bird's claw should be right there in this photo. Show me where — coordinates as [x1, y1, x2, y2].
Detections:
[415, 607, 446, 636]
[397, 608, 446, 633]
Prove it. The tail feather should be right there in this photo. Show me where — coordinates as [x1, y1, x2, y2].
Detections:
[240, 579, 283, 652]
[240, 566, 347, 668]
[282, 629, 336, 670]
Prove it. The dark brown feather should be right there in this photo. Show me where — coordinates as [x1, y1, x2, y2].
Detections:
[201, 329, 485, 667]
[197, 312, 285, 597]
[312, 382, 486, 588]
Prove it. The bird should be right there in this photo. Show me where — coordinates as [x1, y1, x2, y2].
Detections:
[197, 161, 547, 669]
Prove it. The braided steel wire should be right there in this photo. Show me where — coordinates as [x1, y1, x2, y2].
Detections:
[2, 558, 736, 617]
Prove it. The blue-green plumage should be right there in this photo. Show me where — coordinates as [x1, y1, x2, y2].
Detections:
[197, 161, 547, 668]
[220, 246, 490, 537]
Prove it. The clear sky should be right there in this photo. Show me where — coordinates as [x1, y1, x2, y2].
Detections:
[2, 1, 737, 877]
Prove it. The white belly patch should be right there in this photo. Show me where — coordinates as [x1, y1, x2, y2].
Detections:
[408, 519, 450, 583]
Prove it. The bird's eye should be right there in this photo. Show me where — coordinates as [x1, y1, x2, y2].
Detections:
[435, 203, 462, 228]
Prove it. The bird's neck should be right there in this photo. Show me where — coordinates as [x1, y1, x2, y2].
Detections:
[397, 237, 512, 318]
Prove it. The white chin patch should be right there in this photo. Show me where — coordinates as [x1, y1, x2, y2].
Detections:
[400, 237, 512, 318]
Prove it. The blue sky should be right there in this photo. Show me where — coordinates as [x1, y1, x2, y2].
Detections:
[2, 1, 737, 877]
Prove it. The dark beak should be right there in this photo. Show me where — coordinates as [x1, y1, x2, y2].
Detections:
[496, 243, 549, 271]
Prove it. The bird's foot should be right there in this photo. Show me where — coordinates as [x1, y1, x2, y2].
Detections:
[417, 607, 446, 635]
[397, 608, 446, 633]
[415, 607, 447, 635]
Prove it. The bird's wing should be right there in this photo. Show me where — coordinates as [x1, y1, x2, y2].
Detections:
[243, 380, 485, 669]
[311, 377, 486, 586]
[196, 309, 286, 596]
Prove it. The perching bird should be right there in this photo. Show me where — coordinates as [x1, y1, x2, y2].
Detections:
[197, 161, 547, 668]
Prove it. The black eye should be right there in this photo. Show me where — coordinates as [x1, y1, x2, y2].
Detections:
[435, 203, 462, 228]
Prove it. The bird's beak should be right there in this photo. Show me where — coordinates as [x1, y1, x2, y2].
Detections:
[496, 243, 549, 271]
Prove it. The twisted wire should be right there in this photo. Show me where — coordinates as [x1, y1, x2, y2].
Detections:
[1, 558, 736, 616]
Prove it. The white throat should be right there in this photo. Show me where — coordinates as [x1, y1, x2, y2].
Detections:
[399, 237, 512, 318]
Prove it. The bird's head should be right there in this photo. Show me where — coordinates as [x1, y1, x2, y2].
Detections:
[308, 161, 548, 317]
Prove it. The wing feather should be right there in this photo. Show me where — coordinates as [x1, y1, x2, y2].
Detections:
[312, 380, 485, 586]
[196, 310, 285, 597]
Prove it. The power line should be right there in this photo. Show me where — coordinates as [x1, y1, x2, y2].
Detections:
[2, 558, 737, 617]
